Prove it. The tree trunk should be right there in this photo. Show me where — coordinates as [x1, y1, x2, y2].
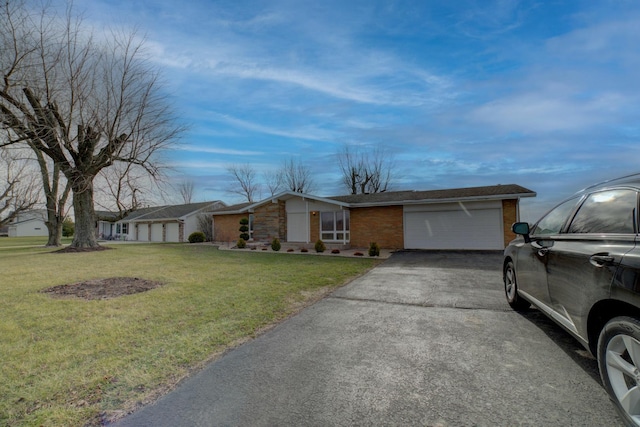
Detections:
[45, 209, 62, 247]
[70, 180, 99, 249]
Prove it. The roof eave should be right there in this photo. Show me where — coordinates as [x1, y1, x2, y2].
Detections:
[347, 192, 537, 208]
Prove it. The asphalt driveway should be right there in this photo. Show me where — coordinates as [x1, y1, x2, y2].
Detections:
[112, 251, 623, 426]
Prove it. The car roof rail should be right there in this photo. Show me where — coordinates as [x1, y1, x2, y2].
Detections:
[577, 172, 640, 193]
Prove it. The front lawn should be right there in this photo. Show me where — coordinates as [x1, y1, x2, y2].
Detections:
[0, 242, 379, 426]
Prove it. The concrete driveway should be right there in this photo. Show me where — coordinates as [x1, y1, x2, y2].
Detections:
[112, 251, 623, 426]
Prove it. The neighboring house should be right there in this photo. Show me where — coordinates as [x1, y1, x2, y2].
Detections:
[211, 184, 536, 250]
[98, 201, 226, 243]
[7, 210, 48, 237]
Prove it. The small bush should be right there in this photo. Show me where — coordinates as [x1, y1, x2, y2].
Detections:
[62, 218, 75, 237]
[354, 252, 364, 256]
[239, 217, 250, 241]
[188, 231, 206, 243]
[271, 238, 281, 251]
[315, 239, 326, 253]
[236, 238, 247, 248]
[368, 242, 380, 257]
[300, 248, 308, 253]
[287, 248, 294, 252]
[331, 249, 340, 254]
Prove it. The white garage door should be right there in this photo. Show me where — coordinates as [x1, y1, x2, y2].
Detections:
[404, 208, 503, 250]
[137, 224, 149, 241]
[166, 223, 180, 242]
[151, 223, 163, 242]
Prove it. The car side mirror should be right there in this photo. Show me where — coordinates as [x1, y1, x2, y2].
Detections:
[512, 222, 531, 243]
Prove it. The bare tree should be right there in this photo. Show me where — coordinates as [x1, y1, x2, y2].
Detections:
[178, 179, 195, 204]
[227, 163, 260, 202]
[336, 145, 395, 194]
[31, 146, 71, 246]
[94, 162, 148, 220]
[282, 157, 314, 193]
[263, 169, 283, 197]
[0, 147, 40, 227]
[196, 213, 213, 241]
[0, 1, 183, 248]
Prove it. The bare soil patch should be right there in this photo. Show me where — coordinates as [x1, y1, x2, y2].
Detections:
[41, 277, 163, 300]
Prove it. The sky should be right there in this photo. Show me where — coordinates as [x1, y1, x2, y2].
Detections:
[74, 0, 640, 221]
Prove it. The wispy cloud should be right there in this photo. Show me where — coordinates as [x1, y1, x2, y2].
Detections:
[208, 113, 339, 142]
[177, 145, 264, 156]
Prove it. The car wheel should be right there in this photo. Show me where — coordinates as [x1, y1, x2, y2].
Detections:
[598, 316, 640, 426]
[503, 260, 530, 311]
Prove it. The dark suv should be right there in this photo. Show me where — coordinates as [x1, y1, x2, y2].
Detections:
[504, 174, 640, 426]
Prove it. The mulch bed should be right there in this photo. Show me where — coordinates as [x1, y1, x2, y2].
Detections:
[41, 277, 164, 300]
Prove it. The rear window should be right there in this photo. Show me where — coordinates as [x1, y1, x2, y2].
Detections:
[568, 189, 638, 234]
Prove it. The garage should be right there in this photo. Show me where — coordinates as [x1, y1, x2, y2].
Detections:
[150, 223, 163, 242]
[404, 202, 504, 250]
[166, 223, 180, 242]
[137, 224, 149, 241]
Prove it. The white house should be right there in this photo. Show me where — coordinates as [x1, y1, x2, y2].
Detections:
[98, 201, 225, 242]
[7, 210, 48, 237]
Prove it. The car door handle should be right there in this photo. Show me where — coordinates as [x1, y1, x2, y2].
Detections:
[590, 254, 615, 267]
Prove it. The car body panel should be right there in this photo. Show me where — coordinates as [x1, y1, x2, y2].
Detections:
[505, 179, 640, 354]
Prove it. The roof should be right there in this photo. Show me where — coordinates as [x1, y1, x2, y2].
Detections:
[329, 184, 536, 206]
[114, 201, 225, 222]
[212, 184, 536, 215]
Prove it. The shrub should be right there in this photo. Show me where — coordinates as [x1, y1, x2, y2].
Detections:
[188, 231, 206, 243]
[62, 218, 75, 237]
[354, 252, 364, 256]
[287, 248, 294, 252]
[368, 242, 380, 257]
[239, 217, 250, 241]
[331, 249, 340, 254]
[271, 238, 281, 251]
[300, 248, 308, 253]
[314, 239, 326, 253]
[236, 238, 247, 249]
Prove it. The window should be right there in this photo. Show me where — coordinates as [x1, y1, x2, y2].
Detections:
[531, 197, 580, 236]
[320, 211, 350, 241]
[568, 189, 637, 234]
[249, 214, 254, 240]
[122, 223, 128, 234]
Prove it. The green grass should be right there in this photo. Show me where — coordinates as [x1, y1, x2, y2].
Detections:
[0, 240, 379, 426]
[0, 236, 73, 248]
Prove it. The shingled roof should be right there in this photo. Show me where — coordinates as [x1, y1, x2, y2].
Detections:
[123, 201, 224, 221]
[328, 184, 536, 205]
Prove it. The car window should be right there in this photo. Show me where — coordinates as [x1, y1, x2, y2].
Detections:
[531, 197, 580, 236]
[568, 189, 638, 234]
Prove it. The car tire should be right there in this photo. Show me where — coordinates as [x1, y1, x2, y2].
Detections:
[598, 316, 640, 426]
[503, 260, 530, 311]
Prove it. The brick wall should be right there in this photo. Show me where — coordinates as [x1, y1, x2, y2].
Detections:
[502, 199, 518, 247]
[350, 205, 404, 249]
[213, 214, 246, 242]
[310, 212, 319, 243]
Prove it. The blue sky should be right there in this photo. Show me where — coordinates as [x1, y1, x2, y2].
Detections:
[76, 0, 640, 221]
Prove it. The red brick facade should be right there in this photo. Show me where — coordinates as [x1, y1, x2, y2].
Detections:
[502, 199, 518, 247]
[213, 213, 246, 243]
[349, 205, 404, 249]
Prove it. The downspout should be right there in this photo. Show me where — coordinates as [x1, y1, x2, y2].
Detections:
[306, 200, 310, 243]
